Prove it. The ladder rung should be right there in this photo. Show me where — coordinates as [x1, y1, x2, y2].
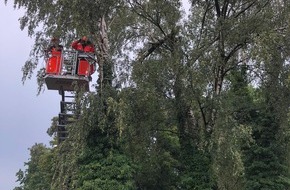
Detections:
[61, 101, 75, 104]
[57, 131, 68, 135]
[58, 137, 67, 141]
[59, 113, 75, 117]
[57, 124, 67, 130]
[64, 95, 75, 98]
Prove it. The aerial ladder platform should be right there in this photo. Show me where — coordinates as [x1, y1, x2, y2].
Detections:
[44, 49, 96, 143]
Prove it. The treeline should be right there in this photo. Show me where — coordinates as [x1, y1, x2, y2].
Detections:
[10, 0, 290, 189]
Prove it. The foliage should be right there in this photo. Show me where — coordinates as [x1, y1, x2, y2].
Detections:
[9, 0, 290, 189]
[14, 144, 54, 190]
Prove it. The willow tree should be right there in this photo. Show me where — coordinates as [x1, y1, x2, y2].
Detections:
[113, 0, 216, 188]
[184, 0, 290, 189]
[241, 1, 290, 189]
[9, 0, 290, 189]
[7, 0, 136, 189]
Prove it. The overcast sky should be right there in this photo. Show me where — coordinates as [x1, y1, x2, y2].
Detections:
[0, 2, 60, 189]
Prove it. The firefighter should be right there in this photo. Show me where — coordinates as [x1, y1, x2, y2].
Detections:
[71, 36, 96, 77]
[48, 37, 63, 52]
[71, 36, 95, 53]
[45, 37, 63, 74]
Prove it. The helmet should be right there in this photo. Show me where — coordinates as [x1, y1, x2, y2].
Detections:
[51, 37, 59, 42]
[82, 36, 88, 41]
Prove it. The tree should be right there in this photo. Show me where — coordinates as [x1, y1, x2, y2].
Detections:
[243, 11, 290, 189]
[9, 0, 290, 189]
[8, 0, 135, 189]
[14, 143, 53, 190]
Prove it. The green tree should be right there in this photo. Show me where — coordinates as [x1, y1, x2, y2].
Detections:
[240, 1, 290, 189]
[8, 0, 135, 189]
[14, 143, 53, 190]
[184, 1, 290, 189]
[9, 0, 290, 189]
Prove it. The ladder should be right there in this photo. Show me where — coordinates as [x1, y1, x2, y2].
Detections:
[57, 89, 77, 143]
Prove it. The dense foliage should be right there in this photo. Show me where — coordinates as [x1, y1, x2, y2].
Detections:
[7, 0, 290, 189]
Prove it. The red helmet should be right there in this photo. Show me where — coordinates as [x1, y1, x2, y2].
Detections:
[81, 36, 88, 41]
[51, 37, 59, 42]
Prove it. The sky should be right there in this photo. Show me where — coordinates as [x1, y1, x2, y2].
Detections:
[0, 2, 60, 190]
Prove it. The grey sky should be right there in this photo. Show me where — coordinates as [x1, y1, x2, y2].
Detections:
[0, 2, 59, 189]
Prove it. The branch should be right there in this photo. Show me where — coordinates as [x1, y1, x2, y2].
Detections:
[234, 1, 256, 18]
[128, 0, 166, 36]
[225, 43, 243, 62]
[197, 99, 207, 128]
[221, 0, 229, 18]
[214, 0, 221, 17]
[197, 1, 212, 48]
[137, 37, 166, 62]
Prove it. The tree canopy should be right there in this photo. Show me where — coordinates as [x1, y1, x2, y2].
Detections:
[8, 0, 290, 189]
